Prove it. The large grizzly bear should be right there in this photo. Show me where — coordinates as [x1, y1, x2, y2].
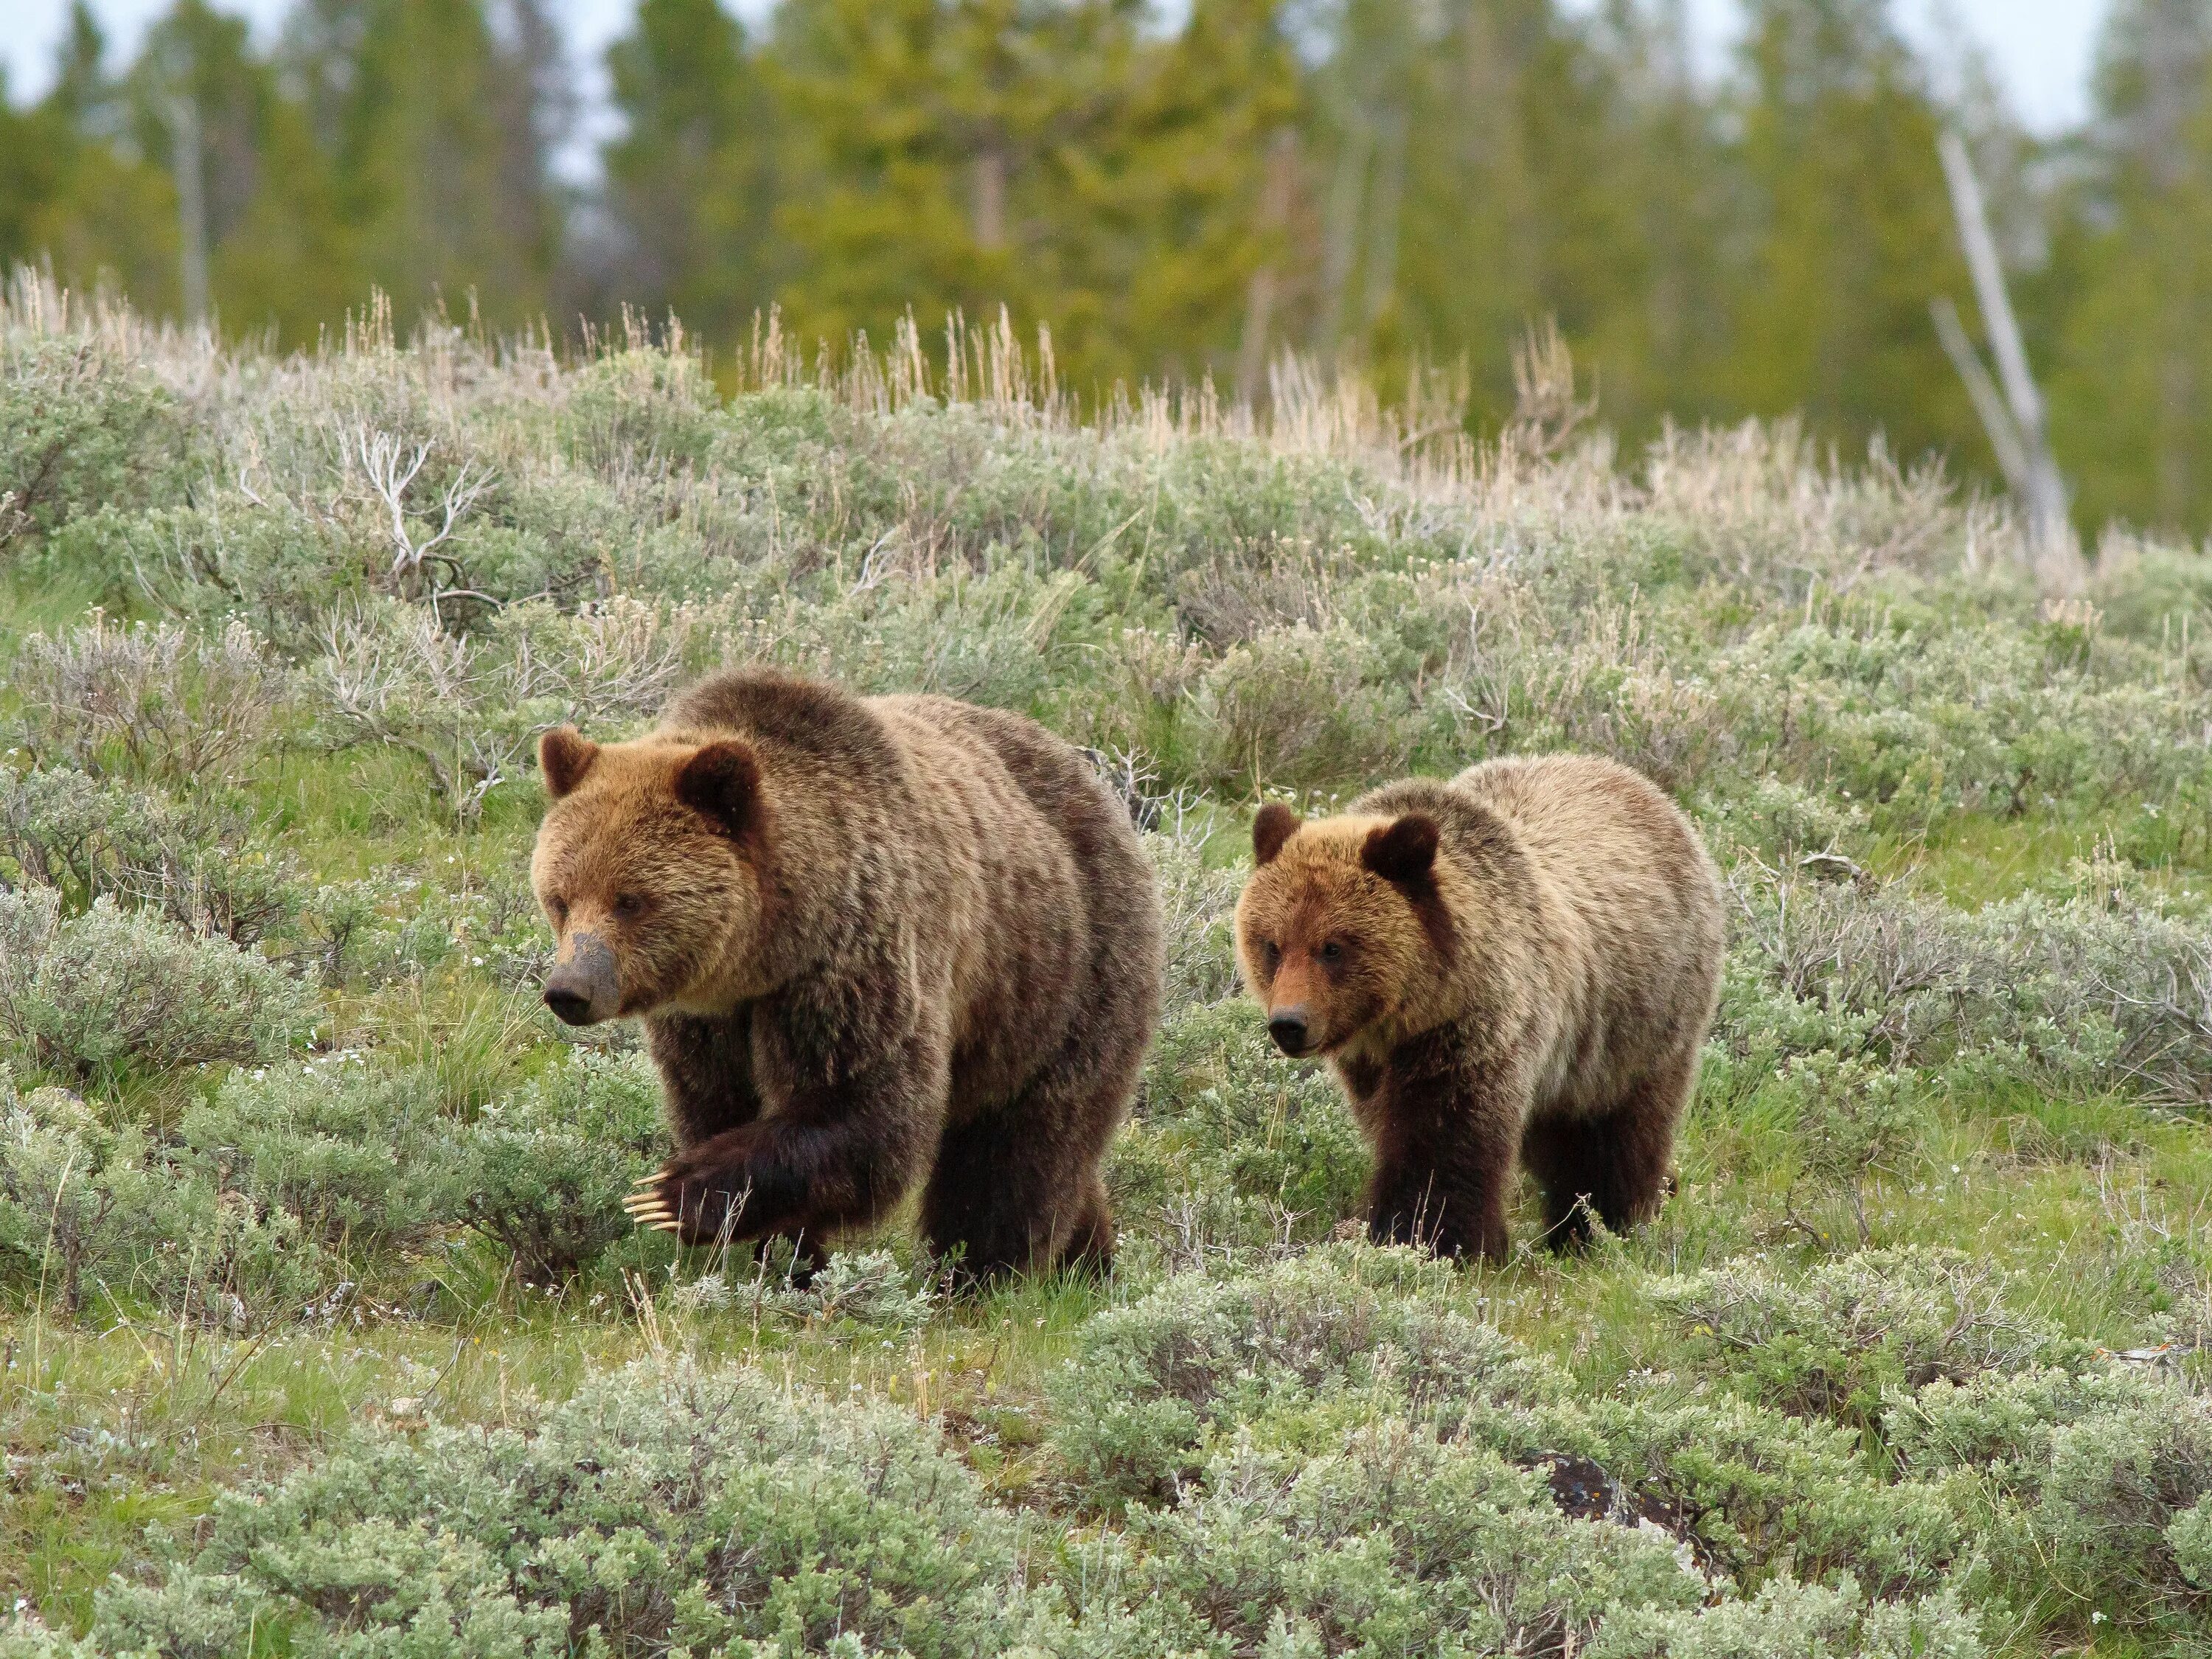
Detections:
[1234, 754, 1723, 1261]
[530, 669, 1163, 1280]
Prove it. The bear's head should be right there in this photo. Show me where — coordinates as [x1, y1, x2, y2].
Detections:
[1234, 802, 1447, 1058]
[529, 725, 771, 1025]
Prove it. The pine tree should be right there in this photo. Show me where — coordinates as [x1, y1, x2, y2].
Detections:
[1582, 0, 1737, 437]
[1301, 0, 1669, 431]
[2048, 0, 2212, 535]
[764, 0, 1295, 393]
[282, 0, 567, 327]
[601, 0, 779, 347]
[0, 73, 65, 273]
[119, 1, 354, 341]
[1046, 0, 1300, 389]
[18, 4, 180, 313]
[1719, 0, 1977, 462]
[765, 0, 1022, 355]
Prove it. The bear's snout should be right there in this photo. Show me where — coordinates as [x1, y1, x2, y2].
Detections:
[544, 931, 619, 1026]
[1267, 1008, 1313, 1057]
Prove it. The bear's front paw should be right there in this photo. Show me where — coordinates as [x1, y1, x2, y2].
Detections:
[623, 1127, 771, 1245]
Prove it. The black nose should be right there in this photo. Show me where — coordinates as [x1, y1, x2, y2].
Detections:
[1268, 1012, 1310, 1055]
[543, 987, 595, 1026]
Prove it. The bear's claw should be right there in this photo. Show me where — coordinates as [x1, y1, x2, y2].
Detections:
[624, 1161, 706, 1238]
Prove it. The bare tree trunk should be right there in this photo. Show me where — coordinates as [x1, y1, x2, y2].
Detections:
[973, 147, 1007, 252]
[1316, 112, 1371, 350]
[1935, 130, 2076, 577]
[1930, 297, 2029, 490]
[1237, 129, 1300, 408]
[1361, 101, 1408, 330]
[170, 89, 209, 327]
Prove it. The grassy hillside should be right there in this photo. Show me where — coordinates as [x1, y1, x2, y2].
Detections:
[9, 280, 2212, 1655]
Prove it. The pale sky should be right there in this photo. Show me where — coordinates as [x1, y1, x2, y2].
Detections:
[0, 0, 2113, 171]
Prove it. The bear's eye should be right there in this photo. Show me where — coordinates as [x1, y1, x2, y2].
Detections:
[546, 896, 569, 928]
[1318, 940, 1344, 964]
[1262, 940, 1281, 968]
[612, 892, 649, 921]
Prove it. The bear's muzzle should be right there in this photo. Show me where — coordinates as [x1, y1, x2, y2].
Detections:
[544, 931, 619, 1026]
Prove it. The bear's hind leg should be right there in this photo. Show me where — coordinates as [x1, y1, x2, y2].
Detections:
[1520, 1112, 1610, 1250]
[1523, 1051, 1693, 1250]
[1059, 1172, 1116, 1276]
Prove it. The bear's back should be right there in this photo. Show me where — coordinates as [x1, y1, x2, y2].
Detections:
[1449, 754, 1722, 1091]
[660, 669, 904, 782]
[1449, 754, 1708, 907]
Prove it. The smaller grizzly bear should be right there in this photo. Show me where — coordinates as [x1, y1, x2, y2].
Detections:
[1234, 754, 1723, 1261]
[530, 669, 1163, 1280]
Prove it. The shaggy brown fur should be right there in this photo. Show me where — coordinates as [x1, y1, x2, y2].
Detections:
[1235, 754, 1723, 1261]
[530, 669, 1163, 1281]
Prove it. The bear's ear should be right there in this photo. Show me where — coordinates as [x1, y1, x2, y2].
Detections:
[1362, 813, 1440, 886]
[675, 740, 764, 842]
[539, 726, 599, 799]
[1253, 802, 1302, 866]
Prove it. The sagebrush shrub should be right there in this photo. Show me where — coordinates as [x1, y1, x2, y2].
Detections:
[564, 344, 727, 473]
[1051, 1243, 1565, 1504]
[1137, 815, 1242, 1009]
[313, 595, 718, 818]
[1617, 1576, 1984, 1659]
[178, 1061, 455, 1252]
[125, 496, 383, 647]
[1890, 1365, 2212, 1641]
[0, 337, 190, 543]
[1191, 619, 1413, 790]
[1121, 1424, 1712, 1656]
[757, 1245, 938, 1330]
[0, 1068, 337, 1322]
[1715, 861, 2212, 1102]
[1770, 1053, 1935, 1239]
[1110, 1000, 1369, 1262]
[1575, 1382, 1968, 1598]
[1648, 1248, 2092, 1430]
[1696, 774, 1871, 869]
[0, 887, 312, 1085]
[79, 1356, 1035, 1658]
[0, 767, 304, 945]
[8, 613, 279, 787]
[445, 1051, 668, 1284]
[750, 561, 1080, 714]
[1050, 1245, 1989, 1651]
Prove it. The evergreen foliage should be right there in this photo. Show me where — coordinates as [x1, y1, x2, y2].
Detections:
[6, 0, 2212, 534]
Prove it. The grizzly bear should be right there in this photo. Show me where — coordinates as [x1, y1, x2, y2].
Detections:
[1234, 754, 1723, 1261]
[530, 668, 1163, 1280]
